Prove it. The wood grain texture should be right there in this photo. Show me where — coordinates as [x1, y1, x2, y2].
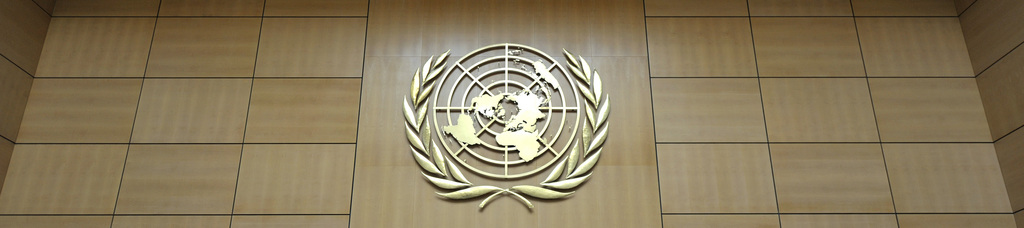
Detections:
[748, 0, 852, 16]
[995, 129, 1024, 211]
[36, 18, 155, 77]
[231, 216, 348, 228]
[884, 143, 1011, 213]
[751, 17, 864, 77]
[779, 215, 897, 228]
[112, 216, 230, 228]
[851, 0, 956, 16]
[54, 0, 160, 16]
[960, 0, 1024, 74]
[146, 18, 261, 77]
[0, 139, 11, 194]
[652, 78, 766, 142]
[770, 144, 894, 213]
[233, 144, 355, 214]
[856, 18, 974, 77]
[0, 145, 127, 214]
[955, 0, 977, 14]
[760, 78, 879, 142]
[663, 215, 779, 228]
[17, 79, 142, 143]
[131, 78, 252, 143]
[32, 0, 55, 14]
[158, 0, 264, 16]
[647, 18, 757, 77]
[658, 144, 778, 213]
[869, 78, 991, 142]
[264, 0, 368, 16]
[0, 0, 49, 75]
[1017, 211, 1023, 228]
[898, 214, 1017, 228]
[255, 18, 366, 77]
[644, 0, 748, 16]
[0, 58, 32, 140]
[244, 79, 361, 143]
[115, 145, 241, 214]
[0, 216, 111, 228]
[977, 34, 1024, 140]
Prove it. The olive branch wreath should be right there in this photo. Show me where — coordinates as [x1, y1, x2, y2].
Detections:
[403, 49, 609, 209]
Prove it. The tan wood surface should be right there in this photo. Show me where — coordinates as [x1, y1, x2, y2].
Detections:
[0, 145, 127, 214]
[869, 78, 991, 142]
[960, 0, 1024, 74]
[53, 0, 160, 16]
[851, 0, 956, 16]
[112, 216, 231, 228]
[884, 143, 1011, 213]
[652, 78, 766, 142]
[770, 144, 894, 213]
[244, 78, 361, 143]
[0, 59, 32, 140]
[233, 144, 355, 214]
[748, 0, 853, 16]
[760, 78, 879, 142]
[751, 17, 864, 77]
[779, 214, 897, 228]
[255, 18, 366, 77]
[115, 145, 241, 214]
[131, 78, 252, 143]
[898, 214, 1017, 228]
[145, 18, 261, 77]
[18, 79, 142, 143]
[658, 144, 778, 213]
[856, 18, 974, 77]
[36, 18, 155, 77]
[977, 46, 1024, 140]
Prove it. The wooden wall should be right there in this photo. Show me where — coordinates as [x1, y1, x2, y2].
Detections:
[960, 0, 1024, 225]
[0, 0, 1018, 227]
[0, 0, 49, 194]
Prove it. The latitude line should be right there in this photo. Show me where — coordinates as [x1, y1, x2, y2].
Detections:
[455, 63, 495, 96]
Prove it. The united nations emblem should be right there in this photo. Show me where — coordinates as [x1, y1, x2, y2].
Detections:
[403, 43, 609, 208]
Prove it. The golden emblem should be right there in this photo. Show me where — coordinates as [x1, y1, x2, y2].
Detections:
[403, 43, 609, 209]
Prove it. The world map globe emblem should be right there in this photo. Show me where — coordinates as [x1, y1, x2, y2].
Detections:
[431, 44, 582, 179]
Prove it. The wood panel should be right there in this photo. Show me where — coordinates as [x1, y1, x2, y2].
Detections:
[231, 216, 348, 228]
[977, 34, 1024, 140]
[54, 0, 160, 16]
[146, 18, 261, 77]
[32, 0, 55, 14]
[658, 144, 778, 213]
[233, 144, 355, 214]
[995, 128, 1024, 211]
[869, 78, 991, 142]
[115, 145, 241, 214]
[779, 214, 897, 228]
[898, 214, 1017, 228]
[958, 0, 1024, 74]
[851, 0, 956, 16]
[17, 79, 142, 143]
[647, 18, 756, 77]
[652, 78, 766, 142]
[36, 18, 155, 77]
[857, 18, 973, 77]
[264, 0, 368, 16]
[1017, 212, 1023, 228]
[955, 0, 977, 14]
[0, 139, 13, 199]
[760, 78, 878, 142]
[0, 58, 32, 140]
[255, 18, 366, 77]
[751, 17, 864, 77]
[0, 0, 49, 75]
[884, 144, 1011, 213]
[644, 0, 748, 16]
[663, 215, 779, 228]
[770, 144, 894, 213]
[112, 216, 230, 228]
[0, 145, 127, 214]
[131, 78, 252, 143]
[748, 0, 852, 16]
[158, 0, 264, 16]
[0, 216, 111, 228]
[244, 79, 360, 143]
